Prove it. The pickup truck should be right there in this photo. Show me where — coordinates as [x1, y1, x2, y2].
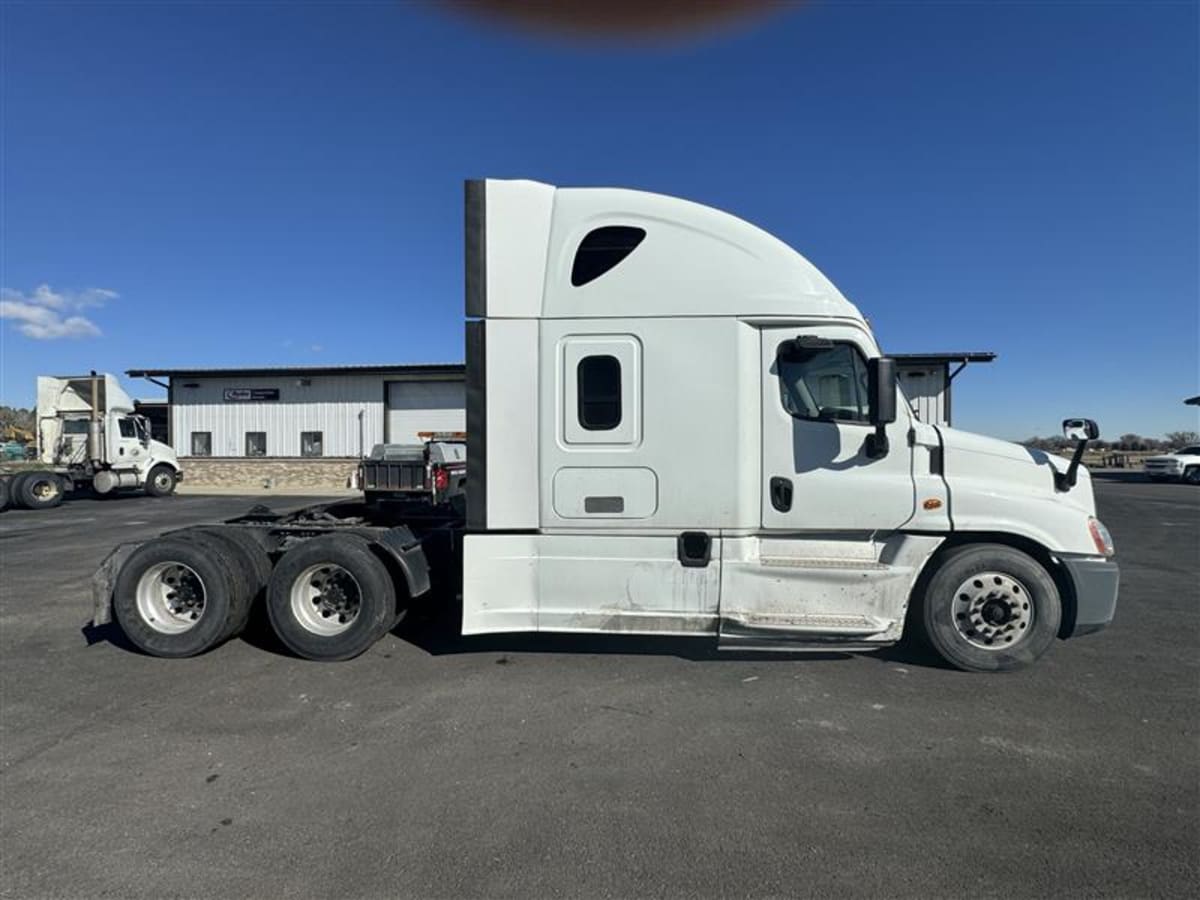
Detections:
[90, 178, 1119, 673]
[1143, 445, 1200, 484]
[350, 435, 467, 505]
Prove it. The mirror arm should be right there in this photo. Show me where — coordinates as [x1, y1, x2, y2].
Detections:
[1055, 439, 1089, 492]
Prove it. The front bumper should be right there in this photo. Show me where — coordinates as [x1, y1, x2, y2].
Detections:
[1062, 556, 1119, 637]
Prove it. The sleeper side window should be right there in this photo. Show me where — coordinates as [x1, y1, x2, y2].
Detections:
[571, 226, 646, 287]
[777, 342, 870, 424]
[577, 355, 622, 430]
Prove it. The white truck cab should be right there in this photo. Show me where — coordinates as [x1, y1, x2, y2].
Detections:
[7, 373, 184, 509]
[93, 180, 1118, 673]
[460, 179, 1119, 672]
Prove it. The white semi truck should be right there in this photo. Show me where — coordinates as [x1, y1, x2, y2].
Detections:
[0, 373, 182, 511]
[91, 180, 1118, 672]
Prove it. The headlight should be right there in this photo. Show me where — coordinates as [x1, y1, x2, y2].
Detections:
[1088, 517, 1115, 557]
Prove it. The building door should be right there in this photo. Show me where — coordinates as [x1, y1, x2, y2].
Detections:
[385, 381, 465, 444]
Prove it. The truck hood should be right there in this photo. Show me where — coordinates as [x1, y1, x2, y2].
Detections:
[935, 426, 1100, 555]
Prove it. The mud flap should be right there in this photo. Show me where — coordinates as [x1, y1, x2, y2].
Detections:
[91, 542, 142, 626]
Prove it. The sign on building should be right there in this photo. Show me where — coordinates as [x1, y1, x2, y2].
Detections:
[223, 388, 280, 402]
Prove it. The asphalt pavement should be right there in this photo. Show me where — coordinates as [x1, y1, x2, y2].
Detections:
[0, 481, 1196, 898]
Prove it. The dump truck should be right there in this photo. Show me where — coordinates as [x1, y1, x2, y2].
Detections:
[90, 179, 1119, 672]
[0, 372, 182, 511]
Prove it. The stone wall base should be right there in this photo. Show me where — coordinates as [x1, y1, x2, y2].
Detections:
[180, 458, 359, 492]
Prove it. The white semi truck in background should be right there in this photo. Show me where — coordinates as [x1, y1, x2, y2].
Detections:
[0, 372, 182, 511]
[91, 179, 1119, 673]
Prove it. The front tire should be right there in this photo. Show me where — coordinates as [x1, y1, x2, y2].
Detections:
[913, 544, 1061, 673]
[266, 534, 396, 661]
[1184, 467, 1200, 486]
[145, 464, 178, 497]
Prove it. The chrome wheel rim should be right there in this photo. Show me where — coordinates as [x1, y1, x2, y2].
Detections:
[952, 572, 1033, 650]
[154, 471, 173, 490]
[136, 562, 206, 634]
[290, 564, 361, 636]
[31, 477, 60, 500]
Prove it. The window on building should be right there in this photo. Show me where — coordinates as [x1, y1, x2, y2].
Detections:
[571, 226, 647, 287]
[777, 342, 870, 423]
[577, 355, 622, 430]
[301, 431, 323, 458]
[245, 432, 267, 457]
[191, 432, 212, 457]
[118, 418, 137, 438]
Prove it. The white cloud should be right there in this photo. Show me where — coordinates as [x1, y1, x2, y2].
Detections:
[0, 284, 115, 340]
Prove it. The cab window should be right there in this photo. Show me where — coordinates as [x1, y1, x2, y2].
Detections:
[118, 418, 137, 439]
[777, 342, 870, 423]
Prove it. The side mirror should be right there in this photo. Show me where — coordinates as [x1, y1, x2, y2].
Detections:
[1063, 418, 1099, 441]
[865, 357, 897, 459]
[1056, 418, 1099, 492]
[868, 357, 897, 426]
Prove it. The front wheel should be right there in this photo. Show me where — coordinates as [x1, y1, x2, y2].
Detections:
[1184, 467, 1200, 486]
[913, 544, 1061, 673]
[266, 534, 397, 661]
[145, 465, 178, 497]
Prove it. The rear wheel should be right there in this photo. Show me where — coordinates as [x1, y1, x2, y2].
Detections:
[113, 537, 243, 657]
[1184, 467, 1200, 486]
[0, 478, 9, 512]
[913, 544, 1061, 673]
[178, 526, 273, 638]
[145, 464, 177, 497]
[16, 470, 65, 509]
[266, 534, 396, 661]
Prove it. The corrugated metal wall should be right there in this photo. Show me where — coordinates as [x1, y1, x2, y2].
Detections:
[898, 364, 949, 426]
[172, 374, 387, 458]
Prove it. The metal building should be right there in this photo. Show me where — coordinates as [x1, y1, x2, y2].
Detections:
[127, 365, 464, 458]
[892, 352, 995, 427]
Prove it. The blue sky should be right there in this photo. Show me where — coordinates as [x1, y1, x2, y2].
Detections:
[2, 0, 1196, 440]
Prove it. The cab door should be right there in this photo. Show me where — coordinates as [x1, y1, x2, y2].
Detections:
[760, 326, 915, 532]
[110, 416, 146, 468]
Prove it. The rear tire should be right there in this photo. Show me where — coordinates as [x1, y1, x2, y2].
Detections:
[0, 477, 9, 512]
[1184, 467, 1200, 486]
[913, 544, 1061, 673]
[177, 526, 273, 638]
[113, 537, 243, 657]
[145, 465, 177, 497]
[16, 470, 65, 509]
[266, 534, 395, 661]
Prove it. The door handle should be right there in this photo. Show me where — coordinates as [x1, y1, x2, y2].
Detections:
[677, 531, 711, 568]
[770, 476, 793, 512]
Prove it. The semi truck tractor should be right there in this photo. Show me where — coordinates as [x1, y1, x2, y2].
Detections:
[1, 373, 182, 511]
[91, 179, 1119, 672]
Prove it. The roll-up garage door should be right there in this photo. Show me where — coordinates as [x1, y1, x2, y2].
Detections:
[385, 381, 466, 443]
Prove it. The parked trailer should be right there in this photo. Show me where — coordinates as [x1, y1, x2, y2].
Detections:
[1, 372, 182, 511]
[92, 179, 1119, 672]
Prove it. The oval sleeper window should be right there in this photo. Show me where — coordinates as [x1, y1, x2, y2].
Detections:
[577, 355, 621, 430]
[571, 226, 647, 287]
